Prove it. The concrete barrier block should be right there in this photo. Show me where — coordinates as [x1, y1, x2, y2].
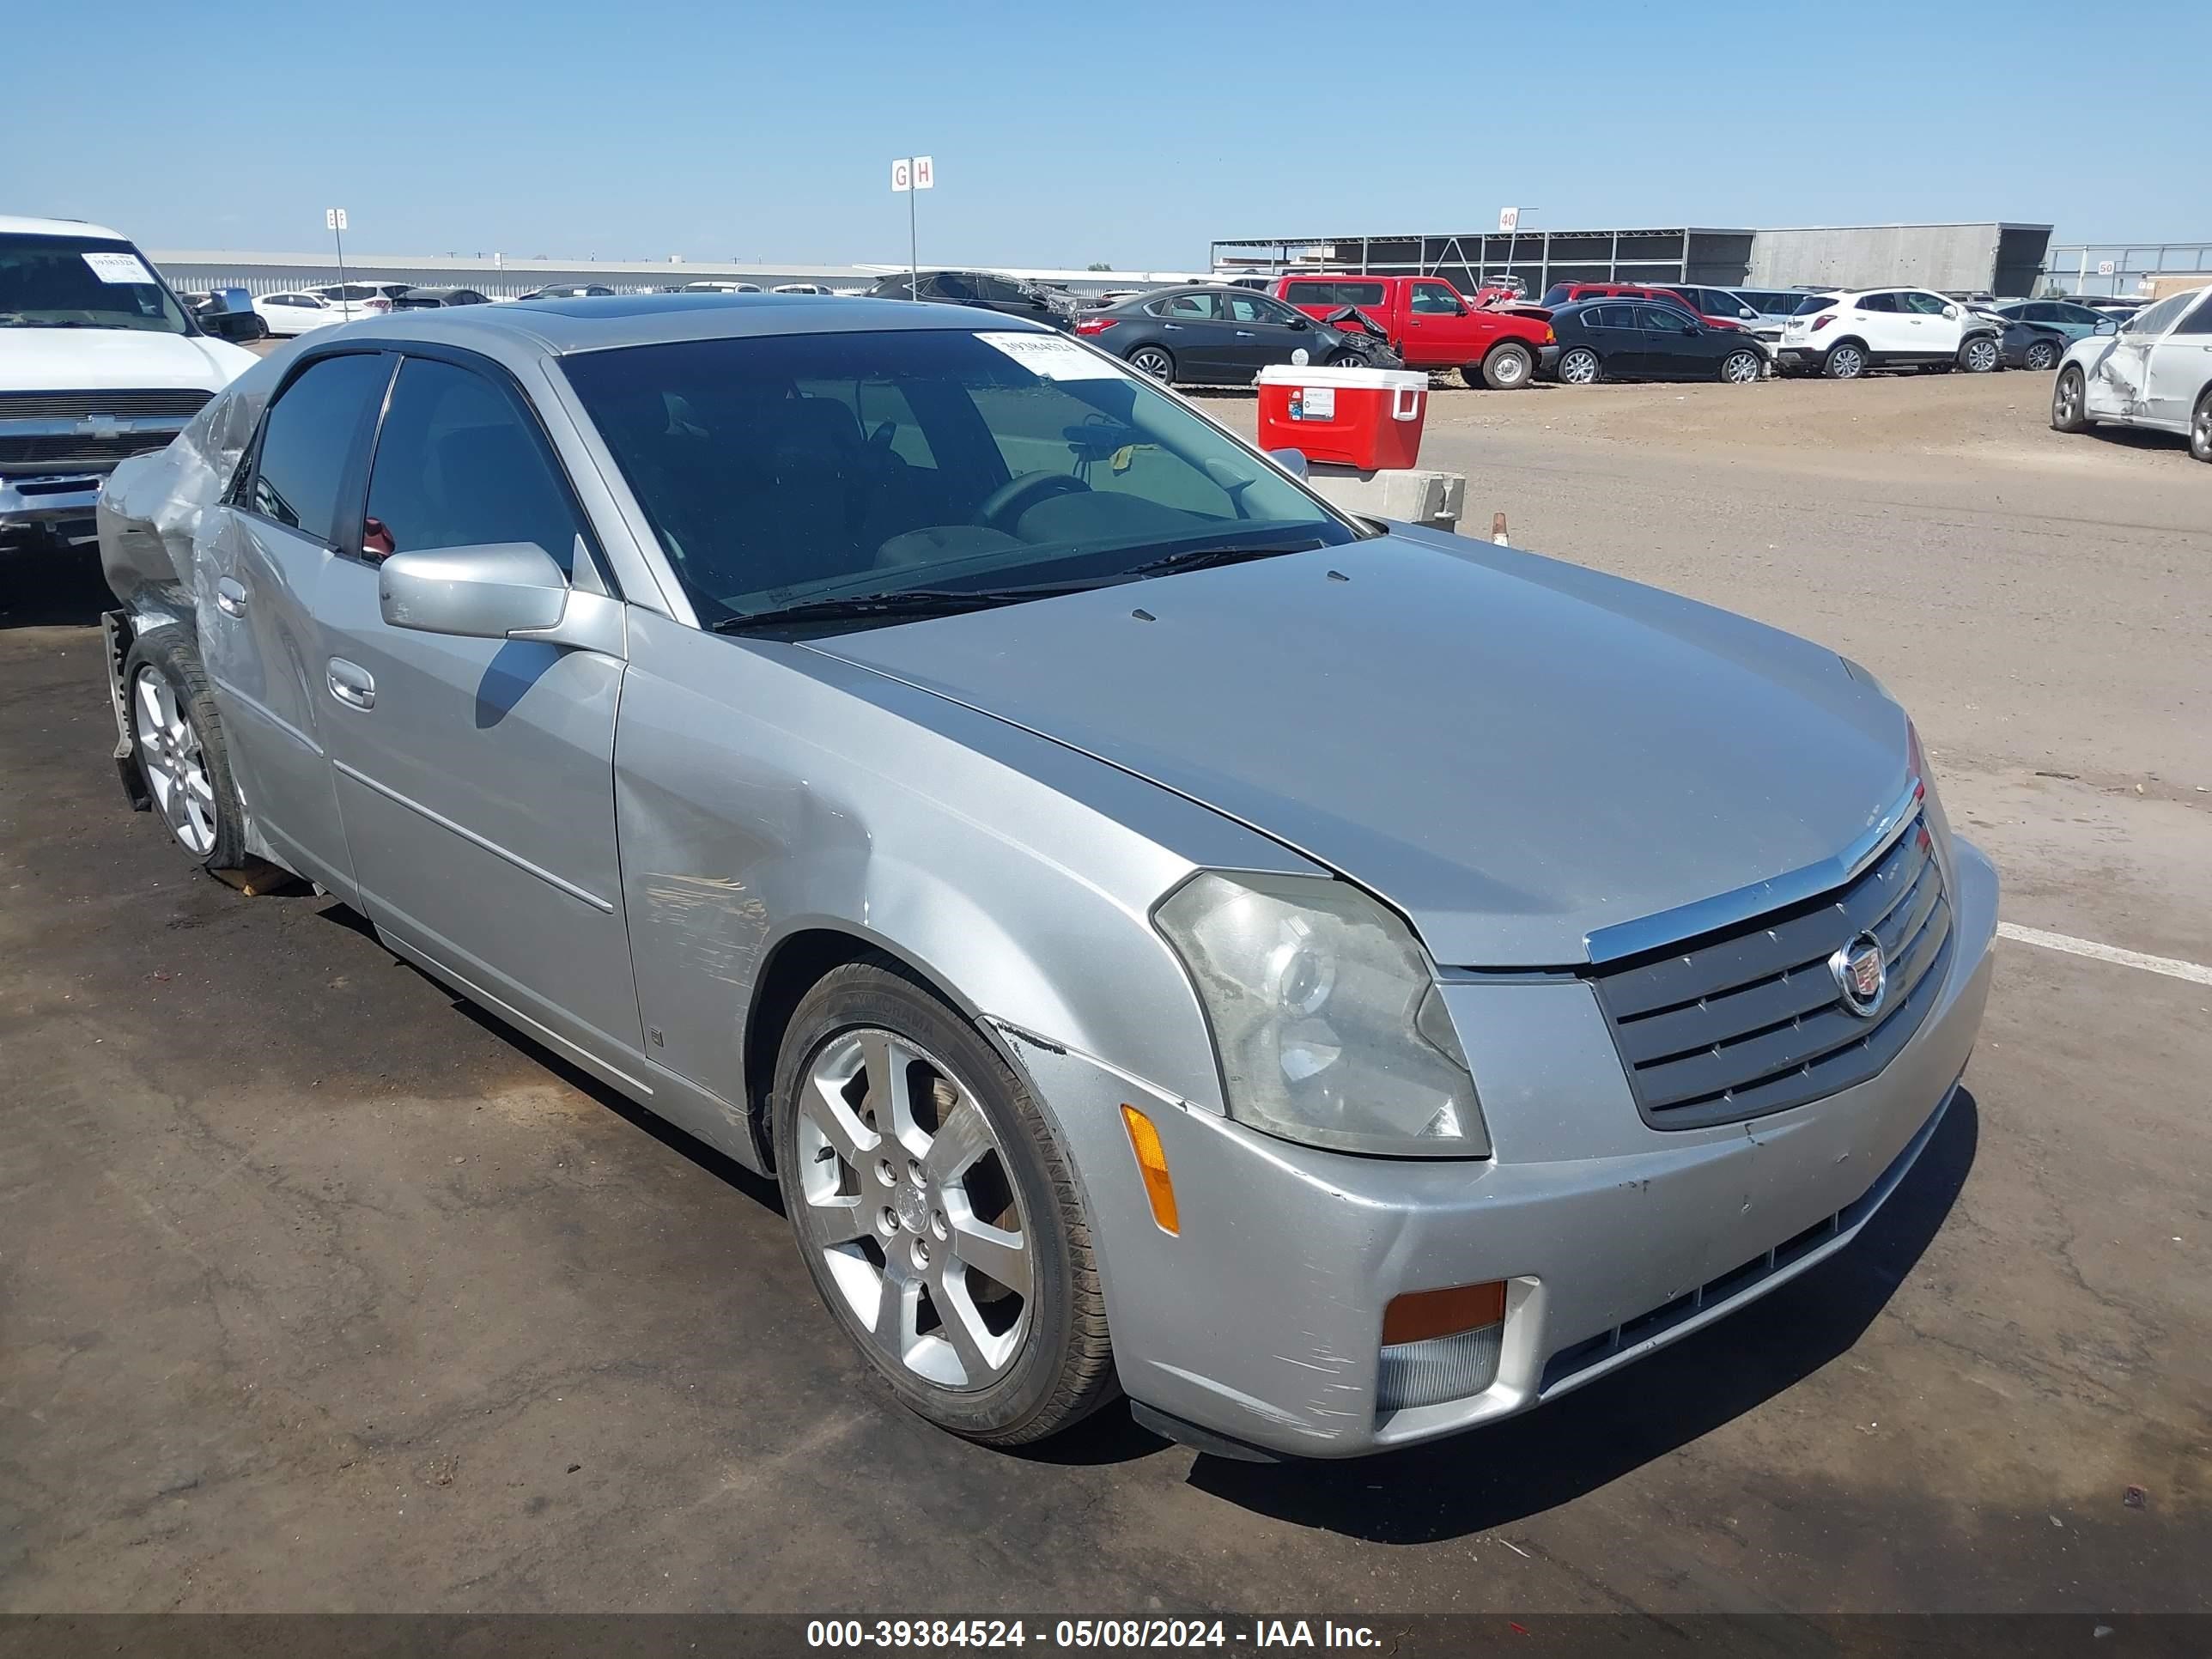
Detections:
[1303, 465, 1467, 531]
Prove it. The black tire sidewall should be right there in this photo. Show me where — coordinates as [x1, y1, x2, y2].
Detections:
[1482, 343, 1533, 390]
[770, 963, 1103, 1441]
[2192, 393, 2212, 463]
[122, 627, 248, 870]
[2051, 368, 2087, 433]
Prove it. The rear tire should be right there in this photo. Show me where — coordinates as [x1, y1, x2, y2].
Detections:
[771, 959, 1118, 1447]
[1126, 345, 1175, 383]
[2050, 365, 2089, 434]
[2191, 391, 2211, 464]
[1478, 342, 1534, 391]
[1823, 342, 1868, 380]
[1556, 346, 1601, 386]
[123, 627, 248, 871]
[1959, 335, 2000, 374]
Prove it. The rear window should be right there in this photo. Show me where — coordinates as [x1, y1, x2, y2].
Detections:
[1539, 284, 1572, 307]
[1794, 295, 1838, 316]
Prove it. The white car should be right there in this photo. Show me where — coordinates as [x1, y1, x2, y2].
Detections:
[2050, 285, 2212, 463]
[305, 281, 410, 319]
[1, 213, 258, 550]
[770, 283, 831, 295]
[252, 291, 350, 335]
[1778, 287, 2002, 379]
[678, 280, 762, 295]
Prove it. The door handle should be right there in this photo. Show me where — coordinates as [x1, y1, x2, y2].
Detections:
[1235, 330, 1256, 337]
[327, 659, 375, 710]
[215, 576, 247, 618]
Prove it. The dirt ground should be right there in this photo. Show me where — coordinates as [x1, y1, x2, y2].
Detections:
[3, 370, 2208, 1620]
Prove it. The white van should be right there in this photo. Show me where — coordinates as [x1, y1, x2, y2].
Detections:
[2, 215, 259, 549]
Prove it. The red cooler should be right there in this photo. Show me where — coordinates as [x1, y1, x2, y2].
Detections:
[1255, 364, 1429, 470]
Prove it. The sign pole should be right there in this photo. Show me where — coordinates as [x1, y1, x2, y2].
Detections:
[908, 176, 918, 298]
[326, 207, 350, 305]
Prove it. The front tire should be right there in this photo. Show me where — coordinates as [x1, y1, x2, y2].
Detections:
[2050, 365, 2089, 433]
[1823, 343, 1868, 380]
[1126, 345, 1175, 383]
[124, 628, 247, 870]
[1719, 348, 1762, 385]
[771, 960, 1117, 1446]
[1556, 345, 1601, 386]
[1477, 342, 1534, 390]
[1960, 335, 2000, 374]
[2023, 338, 2059, 372]
[2192, 391, 2211, 464]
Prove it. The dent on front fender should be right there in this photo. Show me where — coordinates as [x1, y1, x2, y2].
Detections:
[609, 609, 1316, 1137]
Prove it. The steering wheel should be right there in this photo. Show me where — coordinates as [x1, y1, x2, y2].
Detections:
[976, 470, 1089, 532]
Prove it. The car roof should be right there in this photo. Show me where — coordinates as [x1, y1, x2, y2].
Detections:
[0, 214, 130, 240]
[332, 292, 1046, 362]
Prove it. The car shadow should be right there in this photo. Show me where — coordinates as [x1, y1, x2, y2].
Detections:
[2079, 424, 2195, 458]
[1184, 1089, 1978, 1539]
[0, 546, 114, 629]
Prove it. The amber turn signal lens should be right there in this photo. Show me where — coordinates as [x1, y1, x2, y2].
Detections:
[1119, 1105, 1180, 1237]
[1382, 1280, 1507, 1346]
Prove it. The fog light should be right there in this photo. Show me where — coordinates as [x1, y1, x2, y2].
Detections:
[1120, 1105, 1180, 1237]
[1376, 1281, 1507, 1413]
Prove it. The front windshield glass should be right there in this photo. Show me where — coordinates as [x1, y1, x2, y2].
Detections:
[562, 326, 1358, 626]
[0, 232, 191, 333]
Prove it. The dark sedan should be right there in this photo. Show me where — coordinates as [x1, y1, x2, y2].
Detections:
[1999, 319, 2077, 371]
[1547, 299, 1770, 386]
[863, 270, 1070, 329]
[391, 287, 491, 310]
[1072, 285, 1394, 386]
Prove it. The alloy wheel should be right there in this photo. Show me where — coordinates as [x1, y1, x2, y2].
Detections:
[794, 1029, 1033, 1390]
[1559, 349, 1599, 386]
[1829, 345, 1865, 379]
[132, 665, 217, 856]
[1488, 349, 1528, 387]
[2194, 398, 2212, 462]
[2026, 341, 2057, 371]
[1722, 350, 1759, 384]
[1129, 349, 1172, 382]
[2053, 373, 2082, 428]
[1965, 338, 1998, 373]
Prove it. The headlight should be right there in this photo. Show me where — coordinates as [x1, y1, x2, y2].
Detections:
[1155, 872, 1489, 1158]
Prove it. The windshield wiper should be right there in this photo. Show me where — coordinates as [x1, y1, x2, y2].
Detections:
[1126, 538, 1328, 578]
[711, 582, 1097, 633]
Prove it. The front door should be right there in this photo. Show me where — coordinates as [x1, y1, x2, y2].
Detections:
[1635, 303, 1709, 379]
[2087, 292, 2188, 418]
[201, 348, 392, 897]
[1222, 291, 1319, 374]
[2143, 290, 2212, 427]
[310, 350, 645, 1073]
[1900, 291, 1964, 362]
[1401, 278, 1480, 368]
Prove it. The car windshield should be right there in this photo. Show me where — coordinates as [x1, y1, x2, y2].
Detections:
[562, 325, 1358, 628]
[0, 231, 191, 333]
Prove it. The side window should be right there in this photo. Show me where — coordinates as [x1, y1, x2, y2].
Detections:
[247, 353, 391, 542]
[1159, 292, 1222, 319]
[1410, 282, 1464, 316]
[1638, 305, 1696, 330]
[1904, 292, 1952, 316]
[2172, 294, 2212, 336]
[1228, 294, 1295, 325]
[1587, 304, 1632, 330]
[1856, 292, 1899, 313]
[2125, 294, 2191, 335]
[363, 356, 586, 574]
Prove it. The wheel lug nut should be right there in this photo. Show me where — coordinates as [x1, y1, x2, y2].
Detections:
[912, 1238, 930, 1269]
[876, 1158, 896, 1187]
[878, 1207, 898, 1236]
[906, 1159, 926, 1186]
[930, 1210, 948, 1241]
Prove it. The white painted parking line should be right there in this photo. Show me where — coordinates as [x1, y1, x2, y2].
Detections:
[1996, 922, 2212, 988]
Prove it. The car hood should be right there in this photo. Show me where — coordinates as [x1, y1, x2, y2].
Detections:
[1, 327, 255, 392]
[806, 532, 1911, 966]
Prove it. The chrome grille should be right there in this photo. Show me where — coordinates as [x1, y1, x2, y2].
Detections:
[1591, 816, 1951, 1130]
[0, 432, 183, 471]
[0, 389, 214, 421]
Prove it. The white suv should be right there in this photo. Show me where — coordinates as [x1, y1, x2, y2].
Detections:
[1779, 288, 2002, 379]
[2050, 285, 2212, 463]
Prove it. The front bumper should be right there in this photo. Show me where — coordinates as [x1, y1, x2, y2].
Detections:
[0, 474, 106, 544]
[1535, 344, 1563, 378]
[1000, 838, 1998, 1459]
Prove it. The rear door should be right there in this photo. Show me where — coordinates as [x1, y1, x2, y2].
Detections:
[1583, 303, 1643, 374]
[1148, 291, 1238, 380]
[311, 349, 644, 1068]
[2142, 289, 2212, 428]
[1851, 291, 1907, 358]
[203, 348, 393, 896]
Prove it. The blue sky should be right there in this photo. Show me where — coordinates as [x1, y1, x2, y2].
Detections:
[18, 0, 2205, 268]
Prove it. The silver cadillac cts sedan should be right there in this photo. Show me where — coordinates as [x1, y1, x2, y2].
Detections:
[96, 295, 1996, 1460]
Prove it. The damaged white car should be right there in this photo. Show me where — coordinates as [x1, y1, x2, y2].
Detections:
[2050, 285, 2212, 462]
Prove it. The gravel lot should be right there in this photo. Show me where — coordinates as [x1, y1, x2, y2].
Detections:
[3, 370, 2207, 1620]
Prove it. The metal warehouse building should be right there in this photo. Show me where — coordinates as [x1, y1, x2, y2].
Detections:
[1210, 222, 2054, 299]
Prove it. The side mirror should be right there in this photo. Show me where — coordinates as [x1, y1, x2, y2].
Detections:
[1265, 447, 1310, 480]
[380, 542, 570, 638]
[1682, 324, 1699, 336]
[1942, 305, 1960, 319]
[2095, 319, 2118, 336]
[1287, 318, 1310, 331]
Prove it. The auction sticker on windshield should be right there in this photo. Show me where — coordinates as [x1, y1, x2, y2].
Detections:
[82, 252, 157, 285]
[977, 331, 1127, 381]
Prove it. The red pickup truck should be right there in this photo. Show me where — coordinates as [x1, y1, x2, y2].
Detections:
[1271, 274, 1554, 390]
